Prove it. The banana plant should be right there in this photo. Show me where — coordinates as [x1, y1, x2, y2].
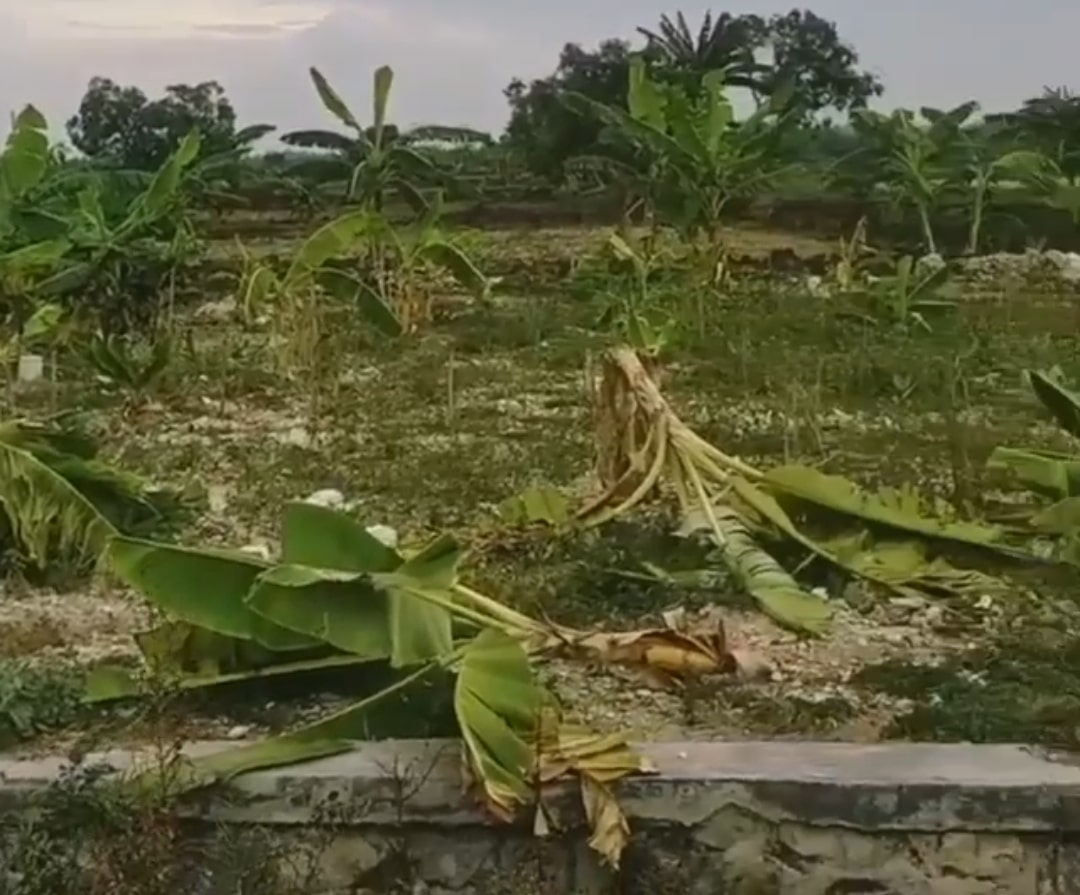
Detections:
[838, 255, 958, 333]
[85, 501, 690, 866]
[1002, 150, 1080, 229]
[0, 417, 175, 575]
[84, 331, 171, 393]
[960, 142, 1048, 255]
[281, 66, 444, 213]
[988, 371, 1080, 562]
[599, 231, 676, 356]
[33, 131, 203, 333]
[847, 103, 978, 253]
[0, 109, 78, 383]
[0, 108, 72, 286]
[562, 56, 798, 253]
[240, 196, 492, 338]
[337, 196, 492, 334]
[0, 106, 53, 235]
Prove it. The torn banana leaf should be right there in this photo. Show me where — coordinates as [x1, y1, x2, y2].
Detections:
[821, 532, 1011, 601]
[761, 465, 1022, 555]
[987, 447, 1080, 501]
[730, 478, 1009, 602]
[682, 501, 831, 634]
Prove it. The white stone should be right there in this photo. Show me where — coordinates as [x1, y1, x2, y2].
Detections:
[304, 489, 346, 509]
[365, 524, 398, 548]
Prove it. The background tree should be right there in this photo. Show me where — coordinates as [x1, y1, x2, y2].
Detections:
[749, 10, 882, 114]
[988, 87, 1080, 179]
[66, 79, 250, 170]
[504, 39, 640, 177]
[504, 8, 881, 177]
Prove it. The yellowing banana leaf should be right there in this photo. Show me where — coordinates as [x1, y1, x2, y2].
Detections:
[987, 446, 1080, 500]
[581, 775, 631, 869]
[536, 722, 655, 784]
[108, 537, 319, 651]
[529, 711, 651, 866]
[762, 465, 1012, 553]
[1028, 369, 1080, 437]
[454, 629, 540, 820]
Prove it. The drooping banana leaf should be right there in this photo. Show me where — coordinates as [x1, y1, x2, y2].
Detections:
[1028, 369, 1080, 438]
[248, 531, 458, 667]
[730, 477, 1010, 602]
[108, 538, 319, 651]
[151, 660, 447, 793]
[987, 446, 1080, 500]
[761, 465, 1020, 555]
[681, 497, 831, 634]
[454, 628, 540, 819]
[0, 420, 118, 568]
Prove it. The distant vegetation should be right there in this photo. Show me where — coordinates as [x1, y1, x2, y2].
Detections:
[35, 8, 1080, 254]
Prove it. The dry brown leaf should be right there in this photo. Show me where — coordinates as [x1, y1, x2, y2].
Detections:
[555, 620, 733, 684]
[581, 774, 631, 868]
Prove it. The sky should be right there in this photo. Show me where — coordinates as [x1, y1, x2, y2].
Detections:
[2, 0, 1078, 143]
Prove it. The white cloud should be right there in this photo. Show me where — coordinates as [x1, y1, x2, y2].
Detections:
[6, 0, 1079, 144]
[16, 0, 331, 39]
[0, 0, 514, 138]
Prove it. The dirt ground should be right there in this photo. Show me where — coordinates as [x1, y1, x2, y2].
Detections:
[5, 221, 1080, 754]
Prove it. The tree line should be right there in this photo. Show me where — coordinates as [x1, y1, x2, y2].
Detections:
[56, 7, 1079, 220]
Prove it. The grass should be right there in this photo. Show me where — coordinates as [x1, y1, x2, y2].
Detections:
[854, 628, 1080, 748]
[0, 660, 85, 748]
[4, 221, 1080, 749]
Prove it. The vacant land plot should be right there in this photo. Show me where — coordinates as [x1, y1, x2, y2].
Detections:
[4, 218, 1080, 760]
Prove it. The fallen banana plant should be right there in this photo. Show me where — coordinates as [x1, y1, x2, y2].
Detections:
[0, 417, 177, 574]
[988, 369, 1080, 561]
[91, 500, 735, 865]
[574, 347, 1028, 633]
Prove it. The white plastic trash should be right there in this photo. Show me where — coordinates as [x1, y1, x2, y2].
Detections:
[17, 353, 43, 382]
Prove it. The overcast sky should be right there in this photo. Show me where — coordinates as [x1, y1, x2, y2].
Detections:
[3, 0, 1077, 142]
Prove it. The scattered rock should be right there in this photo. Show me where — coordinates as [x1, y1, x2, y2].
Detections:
[305, 488, 346, 509]
[958, 249, 1080, 285]
[193, 297, 237, 324]
[915, 252, 946, 277]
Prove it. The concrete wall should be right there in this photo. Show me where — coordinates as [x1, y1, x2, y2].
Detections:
[3, 740, 1080, 894]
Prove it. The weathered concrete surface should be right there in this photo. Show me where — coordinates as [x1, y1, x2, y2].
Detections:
[4, 740, 1080, 894]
